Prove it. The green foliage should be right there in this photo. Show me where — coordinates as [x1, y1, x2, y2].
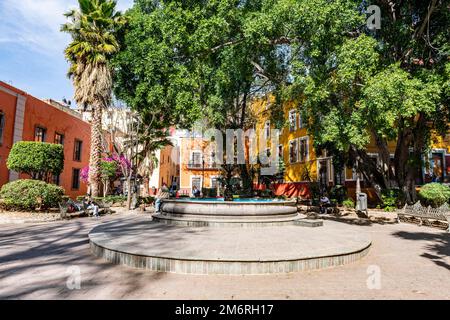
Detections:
[0, 179, 65, 211]
[342, 198, 355, 209]
[257, 189, 274, 198]
[139, 196, 155, 205]
[419, 183, 450, 208]
[381, 189, 404, 212]
[93, 195, 128, 205]
[6, 142, 64, 181]
[100, 160, 118, 180]
[309, 182, 320, 200]
[329, 185, 347, 204]
[202, 188, 218, 198]
[285, 1, 450, 201]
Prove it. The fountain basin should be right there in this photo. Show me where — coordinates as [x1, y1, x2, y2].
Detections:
[152, 198, 313, 227]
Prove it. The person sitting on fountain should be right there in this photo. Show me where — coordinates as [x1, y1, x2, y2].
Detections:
[319, 194, 331, 214]
[155, 183, 170, 213]
[191, 185, 201, 198]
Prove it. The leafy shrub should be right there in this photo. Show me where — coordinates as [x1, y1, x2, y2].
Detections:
[202, 188, 218, 198]
[0, 179, 65, 210]
[342, 198, 355, 209]
[309, 182, 321, 200]
[7, 142, 64, 180]
[255, 189, 274, 198]
[418, 183, 450, 208]
[381, 189, 403, 212]
[139, 196, 155, 205]
[101, 160, 118, 180]
[93, 195, 128, 205]
[329, 185, 347, 204]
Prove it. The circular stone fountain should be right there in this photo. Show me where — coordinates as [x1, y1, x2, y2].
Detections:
[152, 198, 305, 227]
[89, 198, 372, 275]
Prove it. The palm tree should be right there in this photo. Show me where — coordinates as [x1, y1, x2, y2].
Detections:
[62, 0, 124, 197]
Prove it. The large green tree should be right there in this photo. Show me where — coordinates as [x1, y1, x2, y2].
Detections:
[286, 0, 450, 202]
[62, 0, 125, 197]
[114, 0, 450, 202]
[113, 0, 303, 193]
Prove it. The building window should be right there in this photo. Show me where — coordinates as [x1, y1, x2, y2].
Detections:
[264, 120, 271, 139]
[72, 168, 80, 190]
[335, 168, 345, 185]
[210, 151, 217, 168]
[52, 174, 61, 186]
[289, 139, 298, 163]
[299, 111, 305, 129]
[190, 151, 202, 168]
[34, 126, 46, 142]
[191, 176, 202, 190]
[278, 144, 283, 161]
[211, 177, 220, 189]
[289, 110, 297, 132]
[299, 137, 309, 162]
[74, 140, 82, 161]
[0, 111, 4, 145]
[54, 132, 64, 145]
[262, 148, 272, 167]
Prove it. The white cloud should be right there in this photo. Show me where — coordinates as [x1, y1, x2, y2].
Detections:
[0, 0, 134, 56]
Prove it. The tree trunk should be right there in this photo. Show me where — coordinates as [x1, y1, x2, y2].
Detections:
[89, 106, 103, 197]
[126, 175, 132, 210]
[142, 176, 149, 197]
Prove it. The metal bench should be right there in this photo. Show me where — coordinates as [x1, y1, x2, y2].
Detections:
[59, 200, 89, 218]
[59, 202, 70, 219]
[398, 202, 450, 232]
[98, 201, 114, 215]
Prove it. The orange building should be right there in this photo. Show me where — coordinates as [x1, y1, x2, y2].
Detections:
[178, 134, 221, 196]
[0, 81, 91, 198]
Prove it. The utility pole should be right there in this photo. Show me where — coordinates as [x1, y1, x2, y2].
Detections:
[356, 155, 361, 195]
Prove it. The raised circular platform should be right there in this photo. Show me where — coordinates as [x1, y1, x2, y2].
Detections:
[156, 198, 301, 227]
[89, 216, 371, 275]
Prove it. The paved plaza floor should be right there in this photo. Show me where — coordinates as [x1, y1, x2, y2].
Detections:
[0, 212, 448, 299]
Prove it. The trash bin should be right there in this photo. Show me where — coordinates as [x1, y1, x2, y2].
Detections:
[356, 192, 368, 214]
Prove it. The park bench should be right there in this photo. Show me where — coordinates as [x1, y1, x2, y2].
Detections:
[59, 199, 89, 219]
[98, 200, 114, 215]
[398, 201, 450, 232]
[59, 199, 114, 219]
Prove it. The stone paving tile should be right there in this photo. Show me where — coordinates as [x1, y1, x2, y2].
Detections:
[0, 212, 448, 299]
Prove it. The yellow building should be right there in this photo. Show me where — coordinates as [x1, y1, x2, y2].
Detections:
[166, 97, 449, 200]
[252, 97, 450, 200]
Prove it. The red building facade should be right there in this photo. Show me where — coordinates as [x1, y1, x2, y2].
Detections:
[0, 81, 91, 198]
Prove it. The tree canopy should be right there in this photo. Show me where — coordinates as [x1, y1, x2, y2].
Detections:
[113, 0, 450, 201]
[7, 142, 64, 181]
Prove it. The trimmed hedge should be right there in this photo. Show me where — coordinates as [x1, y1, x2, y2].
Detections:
[418, 183, 450, 208]
[7, 141, 64, 180]
[0, 179, 65, 211]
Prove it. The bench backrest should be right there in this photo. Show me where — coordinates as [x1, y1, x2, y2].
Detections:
[403, 201, 449, 220]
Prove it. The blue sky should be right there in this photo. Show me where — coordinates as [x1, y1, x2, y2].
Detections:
[0, 0, 134, 104]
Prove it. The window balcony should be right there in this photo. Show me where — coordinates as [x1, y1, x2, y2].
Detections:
[187, 161, 220, 170]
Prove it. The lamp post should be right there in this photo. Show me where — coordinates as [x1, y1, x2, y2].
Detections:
[356, 155, 361, 196]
